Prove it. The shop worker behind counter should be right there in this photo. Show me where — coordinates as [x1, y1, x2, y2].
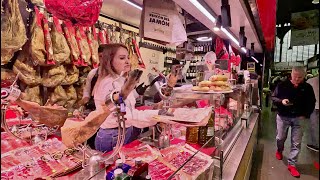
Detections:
[77, 44, 151, 149]
[271, 66, 316, 178]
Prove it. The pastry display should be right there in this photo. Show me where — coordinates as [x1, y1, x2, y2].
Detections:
[192, 75, 232, 92]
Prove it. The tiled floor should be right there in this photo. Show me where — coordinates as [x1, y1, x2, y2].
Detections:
[249, 102, 319, 180]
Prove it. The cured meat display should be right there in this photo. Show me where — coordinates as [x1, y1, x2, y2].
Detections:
[15, 99, 68, 128]
[169, 151, 208, 176]
[61, 65, 79, 85]
[22, 86, 42, 105]
[87, 26, 99, 67]
[30, 0, 43, 5]
[75, 26, 91, 66]
[63, 21, 81, 65]
[42, 65, 67, 87]
[158, 144, 214, 178]
[64, 85, 77, 109]
[42, 13, 55, 65]
[29, 7, 46, 66]
[13, 46, 42, 86]
[1, 138, 82, 179]
[61, 106, 111, 147]
[1, 69, 16, 87]
[1, 0, 27, 65]
[119, 144, 160, 166]
[51, 16, 71, 64]
[98, 27, 108, 45]
[148, 159, 180, 180]
[49, 85, 68, 106]
[1, 134, 30, 154]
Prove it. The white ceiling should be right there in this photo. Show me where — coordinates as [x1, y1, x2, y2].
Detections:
[100, 0, 142, 27]
[100, 0, 262, 53]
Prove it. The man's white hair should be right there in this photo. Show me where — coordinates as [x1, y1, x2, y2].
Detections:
[292, 66, 306, 75]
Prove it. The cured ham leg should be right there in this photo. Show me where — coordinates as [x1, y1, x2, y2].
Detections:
[14, 99, 68, 128]
[61, 105, 111, 148]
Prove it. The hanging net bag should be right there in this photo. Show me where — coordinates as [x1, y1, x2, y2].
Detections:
[44, 0, 103, 26]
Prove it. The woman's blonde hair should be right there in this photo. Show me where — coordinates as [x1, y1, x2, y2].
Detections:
[98, 43, 128, 78]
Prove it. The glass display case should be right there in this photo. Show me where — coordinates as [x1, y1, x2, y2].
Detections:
[164, 85, 247, 180]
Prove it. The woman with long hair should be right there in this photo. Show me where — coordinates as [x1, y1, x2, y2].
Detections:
[92, 43, 161, 152]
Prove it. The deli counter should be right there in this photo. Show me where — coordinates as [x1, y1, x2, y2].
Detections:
[1, 82, 259, 180]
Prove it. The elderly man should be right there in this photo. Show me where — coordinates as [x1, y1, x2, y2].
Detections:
[272, 66, 316, 177]
[306, 74, 319, 152]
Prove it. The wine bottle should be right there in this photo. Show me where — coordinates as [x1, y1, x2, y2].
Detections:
[186, 127, 199, 144]
[198, 126, 207, 145]
[205, 110, 215, 147]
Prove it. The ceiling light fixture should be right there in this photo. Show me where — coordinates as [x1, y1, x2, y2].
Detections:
[123, 0, 142, 10]
[189, 0, 216, 23]
[241, 47, 247, 53]
[312, 0, 319, 4]
[213, 15, 222, 31]
[221, 27, 239, 46]
[213, 27, 220, 31]
[196, 37, 212, 42]
[251, 56, 259, 63]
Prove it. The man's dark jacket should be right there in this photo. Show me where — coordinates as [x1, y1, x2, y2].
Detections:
[272, 79, 316, 118]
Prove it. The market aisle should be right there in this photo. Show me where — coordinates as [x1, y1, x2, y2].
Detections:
[250, 103, 319, 180]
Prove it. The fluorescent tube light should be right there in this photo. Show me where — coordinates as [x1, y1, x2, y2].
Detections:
[196, 37, 212, 42]
[241, 47, 247, 53]
[221, 27, 239, 46]
[213, 27, 220, 31]
[189, 0, 216, 23]
[251, 56, 259, 63]
[123, 0, 142, 10]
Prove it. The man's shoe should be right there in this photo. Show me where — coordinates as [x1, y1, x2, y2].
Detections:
[288, 165, 300, 178]
[276, 151, 283, 160]
[306, 144, 319, 152]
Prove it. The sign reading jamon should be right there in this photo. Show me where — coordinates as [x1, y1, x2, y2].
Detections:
[149, 13, 170, 27]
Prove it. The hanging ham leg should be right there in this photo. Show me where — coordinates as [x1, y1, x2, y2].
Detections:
[1, 0, 27, 65]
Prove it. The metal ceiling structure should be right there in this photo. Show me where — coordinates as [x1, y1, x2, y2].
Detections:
[276, 0, 319, 25]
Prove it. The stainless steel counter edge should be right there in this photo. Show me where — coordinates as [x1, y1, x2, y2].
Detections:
[222, 113, 259, 180]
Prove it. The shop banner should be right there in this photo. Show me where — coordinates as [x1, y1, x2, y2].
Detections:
[256, 0, 276, 51]
[274, 62, 305, 71]
[140, 0, 187, 46]
[290, 10, 319, 46]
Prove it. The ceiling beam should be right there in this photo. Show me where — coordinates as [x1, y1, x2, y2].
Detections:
[240, 0, 266, 52]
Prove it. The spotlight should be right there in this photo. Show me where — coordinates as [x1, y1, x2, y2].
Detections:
[213, 15, 222, 31]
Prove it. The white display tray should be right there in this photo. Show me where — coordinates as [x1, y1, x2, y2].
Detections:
[190, 89, 233, 94]
[174, 85, 233, 94]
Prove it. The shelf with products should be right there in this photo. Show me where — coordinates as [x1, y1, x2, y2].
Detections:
[193, 42, 213, 54]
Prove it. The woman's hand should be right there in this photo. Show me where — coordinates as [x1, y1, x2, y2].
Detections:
[167, 67, 181, 88]
[121, 69, 143, 98]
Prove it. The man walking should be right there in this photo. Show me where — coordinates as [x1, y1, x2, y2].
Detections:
[306, 74, 319, 152]
[272, 66, 316, 177]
